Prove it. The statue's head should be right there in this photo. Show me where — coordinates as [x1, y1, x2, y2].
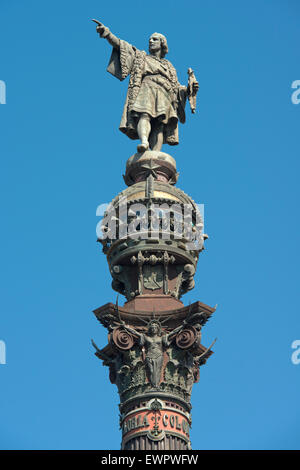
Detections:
[149, 33, 168, 58]
[147, 320, 161, 336]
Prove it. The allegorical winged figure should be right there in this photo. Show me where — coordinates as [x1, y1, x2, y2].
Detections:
[119, 318, 187, 388]
[93, 20, 199, 153]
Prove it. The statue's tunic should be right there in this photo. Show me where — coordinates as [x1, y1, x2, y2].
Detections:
[107, 40, 187, 145]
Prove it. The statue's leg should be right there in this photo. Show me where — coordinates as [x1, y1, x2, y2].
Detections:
[149, 121, 164, 152]
[146, 357, 155, 387]
[137, 113, 151, 153]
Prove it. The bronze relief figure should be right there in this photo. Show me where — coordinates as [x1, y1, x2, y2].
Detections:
[120, 318, 188, 388]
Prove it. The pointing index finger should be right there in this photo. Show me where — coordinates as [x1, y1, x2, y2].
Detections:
[92, 19, 102, 26]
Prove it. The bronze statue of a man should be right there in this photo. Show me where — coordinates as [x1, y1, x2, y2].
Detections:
[93, 21, 199, 153]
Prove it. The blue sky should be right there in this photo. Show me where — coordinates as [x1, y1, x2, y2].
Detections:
[0, 0, 299, 450]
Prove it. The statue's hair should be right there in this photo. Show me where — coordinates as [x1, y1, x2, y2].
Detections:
[151, 32, 168, 58]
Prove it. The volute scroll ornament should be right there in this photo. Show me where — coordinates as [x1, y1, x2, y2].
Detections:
[175, 325, 197, 350]
[112, 327, 135, 350]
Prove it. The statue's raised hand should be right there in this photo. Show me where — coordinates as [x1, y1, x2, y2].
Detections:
[92, 19, 110, 38]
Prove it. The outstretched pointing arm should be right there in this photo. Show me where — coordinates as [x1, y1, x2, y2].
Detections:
[92, 19, 120, 49]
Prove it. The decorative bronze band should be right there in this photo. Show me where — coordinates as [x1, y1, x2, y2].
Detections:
[119, 392, 192, 414]
[122, 404, 191, 424]
[121, 406, 190, 442]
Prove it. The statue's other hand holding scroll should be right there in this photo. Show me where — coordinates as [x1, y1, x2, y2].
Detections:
[192, 81, 199, 94]
[92, 20, 194, 151]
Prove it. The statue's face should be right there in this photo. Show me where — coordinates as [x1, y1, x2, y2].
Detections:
[149, 323, 159, 335]
[149, 34, 161, 54]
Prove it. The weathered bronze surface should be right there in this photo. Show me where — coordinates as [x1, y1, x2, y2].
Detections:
[92, 21, 215, 450]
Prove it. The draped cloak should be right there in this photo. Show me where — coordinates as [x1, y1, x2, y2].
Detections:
[107, 40, 187, 145]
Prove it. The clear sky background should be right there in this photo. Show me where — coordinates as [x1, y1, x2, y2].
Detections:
[0, 0, 299, 450]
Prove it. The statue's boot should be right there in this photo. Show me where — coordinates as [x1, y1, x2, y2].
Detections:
[137, 140, 149, 153]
